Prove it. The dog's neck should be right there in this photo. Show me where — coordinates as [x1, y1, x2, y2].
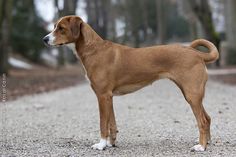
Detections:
[76, 23, 103, 58]
[70, 23, 104, 78]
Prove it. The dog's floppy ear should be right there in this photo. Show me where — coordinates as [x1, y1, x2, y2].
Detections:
[70, 17, 83, 39]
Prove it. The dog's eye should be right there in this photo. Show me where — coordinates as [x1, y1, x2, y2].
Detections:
[58, 26, 66, 35]
[58, 26, 64, 31]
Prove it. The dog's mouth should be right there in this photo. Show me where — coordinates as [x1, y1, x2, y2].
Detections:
[52, 43, 69, 48]
[42, 37, 66, 47]
[43, 42, 52, 47]
[59, 42, 73, 46]
[45, 43, 65, 48]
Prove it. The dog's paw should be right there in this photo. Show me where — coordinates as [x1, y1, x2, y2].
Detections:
[91, 139, 107, 150]
[106, 140, 116, 147]
[91, 143, 106, 150]
[106, 139, 112, 147]
[106, 137, 115, 147]
[190, 144, 205, 152]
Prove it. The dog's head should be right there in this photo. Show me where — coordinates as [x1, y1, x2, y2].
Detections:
[43, 16, 83, 46]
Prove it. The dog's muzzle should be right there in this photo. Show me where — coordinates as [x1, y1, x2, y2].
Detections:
[43, 33, 58, 46]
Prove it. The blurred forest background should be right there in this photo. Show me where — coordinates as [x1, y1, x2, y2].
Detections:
[0, 0, 236, 99]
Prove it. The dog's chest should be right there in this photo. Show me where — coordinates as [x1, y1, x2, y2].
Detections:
[66, 43, 79, 58]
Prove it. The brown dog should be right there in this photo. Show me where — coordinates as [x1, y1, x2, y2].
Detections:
[43, 16, 219, 151]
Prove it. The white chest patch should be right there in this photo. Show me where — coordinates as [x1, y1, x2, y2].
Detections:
[66, 43, 89, 81]
[66, 43, 78, 57]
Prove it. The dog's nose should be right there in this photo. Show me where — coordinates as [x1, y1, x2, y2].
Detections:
[43, 36, 49, 44]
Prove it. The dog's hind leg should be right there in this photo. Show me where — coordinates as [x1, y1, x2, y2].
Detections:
[184, 91, 211, 152]
[203, 107, 211, 144]
[174, 65, 211, 151]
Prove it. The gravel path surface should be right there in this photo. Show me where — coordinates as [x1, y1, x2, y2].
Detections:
[1, 79, 236, 157]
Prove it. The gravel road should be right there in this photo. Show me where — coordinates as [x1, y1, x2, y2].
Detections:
[1, 79, 236, 157]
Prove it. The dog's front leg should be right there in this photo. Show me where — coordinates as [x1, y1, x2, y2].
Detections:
[107, 103, 117, 147]
[91, 93, 113, 150]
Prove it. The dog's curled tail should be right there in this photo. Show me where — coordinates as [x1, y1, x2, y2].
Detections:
[190, 39, 219, 64]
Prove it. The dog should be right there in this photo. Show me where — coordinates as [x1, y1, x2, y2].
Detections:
[43, 15, 219, 152]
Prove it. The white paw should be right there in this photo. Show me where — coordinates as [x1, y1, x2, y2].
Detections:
[91, 139, 107, 150]
[106, 139, 113, 147]
[190, 144, 205, 152]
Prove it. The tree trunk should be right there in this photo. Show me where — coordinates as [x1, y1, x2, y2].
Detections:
[188, 0, 221, 66]
[0, 0, 13, 75]
[224, 0, 236, 64]
[141, 0, 149, 40]
[156, 0, 166, 44]
[63, 0, 77, 15]
[94, 0, 100, 33]
[189, 21, 198, 40]
[0, 0, 3, 25]
[109, 3, 116, 41]
[100, 0, 109, 38]
[122, 14, 129, 44]
[86, 0, 93, 25]
[86, 0, 109, 38]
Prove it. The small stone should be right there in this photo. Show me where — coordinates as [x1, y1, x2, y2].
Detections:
[174, 120, 180, 123]
[33, 103, 45, 110]
[222, 102, 227, 105]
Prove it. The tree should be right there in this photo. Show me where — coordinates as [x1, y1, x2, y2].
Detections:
[86, 0, 110, 39]
[176, 0, 198, 40]
[116, 0, 190, 46]
[117, 0, 149, 47]
[126, 0, 143, 47]
[10, 0, 47, 62]
[188, 0, 220, 66]
[156, 0, 167, 44]
[0, 0, 13, 75]
[84, 0, 190, 47]
[63, 0, 77, 15]
[224, 0, 236, 64]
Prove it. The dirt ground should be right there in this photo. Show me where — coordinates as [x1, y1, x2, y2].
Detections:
[210, 74, 236, 85]
[3, 65, 86, 100]
[1, 79, 236, 157]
